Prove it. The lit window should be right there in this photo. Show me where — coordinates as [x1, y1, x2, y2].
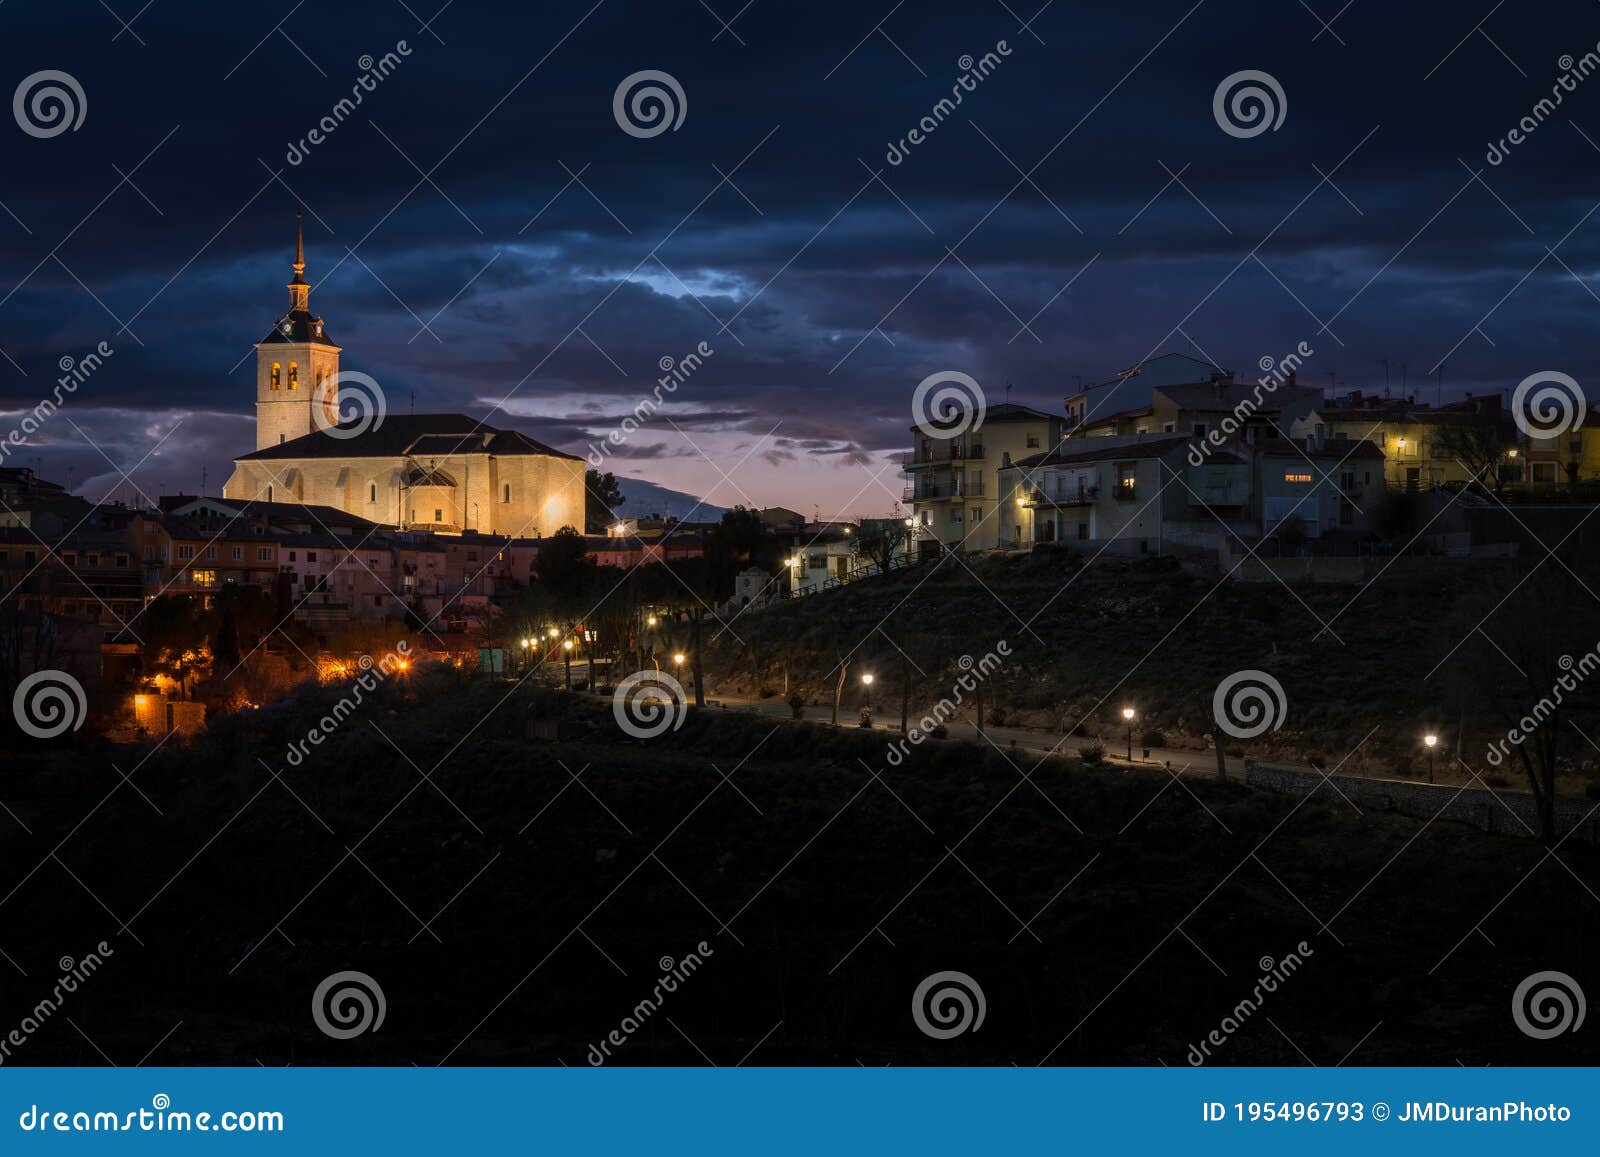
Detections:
[288, 363, 299, 390]
[191, 569, 217, 587]
[270, 363, 281, 389]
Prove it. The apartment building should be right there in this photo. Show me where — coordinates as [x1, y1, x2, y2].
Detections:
[905, 403, 1065, 553]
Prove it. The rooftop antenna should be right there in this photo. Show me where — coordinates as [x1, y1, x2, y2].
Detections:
[410, 388, 415, 415]
[1378, 356, 1390, 396]
[1434, 362, 1445, 407]
[1326, 371, 1337, 393]
[1005, 381, 1012, 404]
[201, 465, 207, 494]
[1401, 362, 1409, 399]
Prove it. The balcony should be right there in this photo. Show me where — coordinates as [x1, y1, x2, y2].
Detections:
[1026, 483, 1097, 507]
[907, 477, 984, 502]
[904, 442, 987, 468]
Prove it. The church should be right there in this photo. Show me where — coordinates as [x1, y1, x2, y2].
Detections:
[223, 215, 585, 537]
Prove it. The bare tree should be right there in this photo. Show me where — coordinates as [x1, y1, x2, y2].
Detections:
[1431, 397, 1515, 494]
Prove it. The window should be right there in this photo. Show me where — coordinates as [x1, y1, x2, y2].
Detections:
[204, 545, 217, 560]
[951, 508, 964, 524]
[115, 553, 128, 568]
[62, 551, 77, 567]
[1115, 463, 1137, 499]
[85, 553, 99, 567]
[231, 546, 243, 560]
[434, 508, 443, 522]
[23, 550, 35, 565]
[288, 551, 297, 562]
[1077, 522, 1088, 540]
[1026, 434, 1040, 448]
[374, 595, 383, 607]
[191, 569, 216, 587]
[370, 483, 377, 503]
[466, 551, 478, 562]
[1192, 422, 1208, 438]
[807, 552, 827, 570]
[288, 363, 299, 390]
[1533, 462, 1558, 484]
[257, 547, 272, 562]
[143, 545, 158, 561]
[270, 363, 281, 389]
[969, 506, 983, 523]
[502, 483, 511, 503]
[306, 551, 318, 562]
[267, 485, 274, 501]
[177, 545, 195, 560]
[1163, 421, 1176, 433]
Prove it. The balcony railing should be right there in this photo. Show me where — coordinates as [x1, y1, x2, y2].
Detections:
[906, 443, 987, 466]
[1113, 483, 1137, 502]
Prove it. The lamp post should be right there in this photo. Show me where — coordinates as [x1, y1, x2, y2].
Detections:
[563, 637, 574, 690]
[859, 672, 875, 728]
[1424, 732, 1438, 784]
[1122, 705, 1136, 762]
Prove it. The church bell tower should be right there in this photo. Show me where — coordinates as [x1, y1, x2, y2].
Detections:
[254, 209, 341, 450]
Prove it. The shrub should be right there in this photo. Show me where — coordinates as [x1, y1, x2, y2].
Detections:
[1080, 742, 1106, 765]
[988, 707, 1007, 726]
[787, 692, 806, 720]
[1141, 728, 1166, 748]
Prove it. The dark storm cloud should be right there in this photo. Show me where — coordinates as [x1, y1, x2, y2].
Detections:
[4, 0, 1600, 508]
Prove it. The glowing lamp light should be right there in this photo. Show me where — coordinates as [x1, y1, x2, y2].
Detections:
[672, 653, 685, 666]
[787, 557, 799, 567]
[563, 639, 574, 651]
[134, 695, 148, 707]
[1121, 706, 1136, 721]
[548, 628, 559, 638]
[861, 673, 875, 685]
[647, 615, 658, 627]
[1424, 733, 1438, 749]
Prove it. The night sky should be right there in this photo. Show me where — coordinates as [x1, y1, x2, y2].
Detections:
[2, 0, 1598, 516]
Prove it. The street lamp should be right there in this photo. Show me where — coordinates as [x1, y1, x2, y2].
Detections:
[562, 637, 574, 690]
[1424, 732, 1438, 783]
[860, 673, 874, 685]
[1122, 705, 1136, 762]
[672, 652, 685, 667]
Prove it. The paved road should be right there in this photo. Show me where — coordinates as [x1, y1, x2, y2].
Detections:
[702, 692, 1242, 778]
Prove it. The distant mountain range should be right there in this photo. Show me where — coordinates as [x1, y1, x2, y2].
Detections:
[613, 477, 727, 523]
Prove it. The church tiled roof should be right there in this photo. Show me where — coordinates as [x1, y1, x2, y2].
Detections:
[236, 413, 583, 462]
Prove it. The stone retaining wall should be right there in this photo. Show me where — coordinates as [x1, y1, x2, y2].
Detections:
[1246, 762, 1600, 844]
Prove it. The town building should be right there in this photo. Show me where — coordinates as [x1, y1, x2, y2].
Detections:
[904, 402, 1065, 553]
[223, 214, 586, 538]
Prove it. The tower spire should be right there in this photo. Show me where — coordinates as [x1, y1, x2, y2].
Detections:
[287, 206, 310, 314]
